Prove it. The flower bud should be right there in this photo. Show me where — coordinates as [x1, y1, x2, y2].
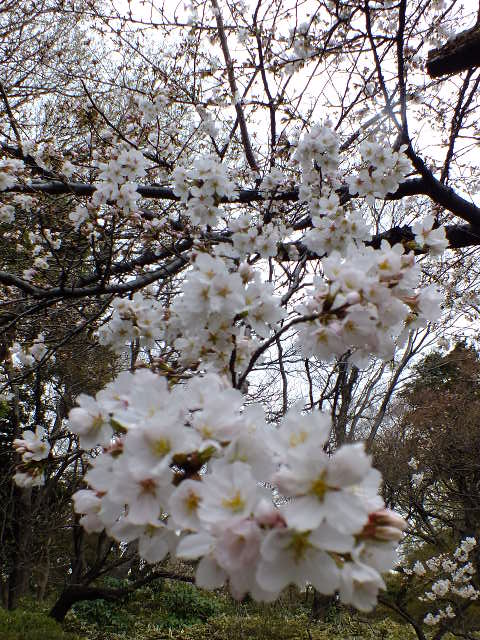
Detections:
[239, 262, 254, 283]
[254, 498, 286, 528]
[360, 509, 407, 542]
[370, 525, 404, 542]
[370, 509, 407, 531]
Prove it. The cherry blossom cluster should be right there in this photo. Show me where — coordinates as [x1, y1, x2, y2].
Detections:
[302, 192, 371, 256]
[260, 168, 287, 192]
[224, 213, 287, 258]
[95, 252, 285, 365]
[10, 333, 48, 368]
[423, 604, 456, 626]
[292, 129, 411, 261]
[12, 426, 50, 487]
[0, 203, 15, 223]
[407, 456, 426, 487]
[412, 215, 449, 256]
[196, 106, 219, 138]
[0, 193, 36, 226]
[404, 537, 479, 626]
[92, 147, 147, 211]
[295, 241, 442, 365]
[19, 140, 73, 177]
[66, 368, 405, 608]
[97, 292, 164, 353]
[293, 126, 362, 256]
[69, 204, 91, 230]
[137, 91, 169, 123]
[294, 124, 341, 187]
[282, 22, 320, 76]
[167, 253, 284, 373]
[173, 155, 234, 228]
[346, 140, 411, 204]
[0, 158, 25, 191]
[17, 228, 62, 281]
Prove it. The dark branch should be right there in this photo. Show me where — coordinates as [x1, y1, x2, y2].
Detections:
[427, 24, 480, 78]
[49, 570, 194, 622]
[5, 174, 480, 227]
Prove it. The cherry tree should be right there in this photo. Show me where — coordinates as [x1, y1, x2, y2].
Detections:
[2, 0, 480, 616]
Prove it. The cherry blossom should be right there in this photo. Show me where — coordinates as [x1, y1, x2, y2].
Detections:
[13, 426, 50, 462]
[8, 125, 441, 612]
[51, 368, 408, 607]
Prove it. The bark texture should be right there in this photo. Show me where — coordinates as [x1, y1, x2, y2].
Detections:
[427, 24, 480, 77]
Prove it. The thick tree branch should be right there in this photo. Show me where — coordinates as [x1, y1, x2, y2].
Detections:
[1, 222, 480, 303]
[0, 256, 187, 300]
[427, 23, 480, 78]
[5, 172, 480, 227]
[0, 83, 23, 153]
[378, 596, 427, 640]
[49, 569, 194, 622]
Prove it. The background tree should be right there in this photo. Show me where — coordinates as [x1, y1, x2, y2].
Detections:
[374, 343, 480, 639]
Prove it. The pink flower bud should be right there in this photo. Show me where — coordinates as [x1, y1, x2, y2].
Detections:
[360, 509, 407, 542]
[371, 525, 405, 542]
[370, 509, 407, 531]
[254, 499, 286, 528]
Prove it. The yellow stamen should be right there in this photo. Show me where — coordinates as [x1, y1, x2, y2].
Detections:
[222, 491, 246, 513]
[310, 472, 328, 501]
[185, 490, 201, 513]
[289, 430, 308, 448]
[91, 415, 104, 431]
[200, 425, 213, 438]
[288, 531, 312, 563]
[139, 478, 157, 495]
[145, 523, 158, 537]
[151, 438, 171, 457]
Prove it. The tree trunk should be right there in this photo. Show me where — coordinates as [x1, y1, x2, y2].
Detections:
[7, 485, 33, 609]
[49, 571, 195, 622]
[36, 543, 50, 601]
[49, 585, 109, 622]
[109, 541, 138, 579]
[310, 589, 336, 621]
[0, 578, 8, 608]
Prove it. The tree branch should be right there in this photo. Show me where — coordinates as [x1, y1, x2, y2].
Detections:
[5, 172, 480, 227]
[211, 0, 259, 171]
[49, 569, 194, 622]
[427, 23, 480, 78]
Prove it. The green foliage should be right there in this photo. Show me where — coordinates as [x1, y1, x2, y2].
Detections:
[68, 610, 418, 640]
[0, 608, 81, 640]
[152, 581, 223, 628]
[163, 613, 417, 640]
[72, 598, 133, 635]
[67, 579, 226, 638]
[407, 342, 478, 396]
[0, 399, 9, 418]
[63, 580, 425, 640]
[9, 593, 424, 640]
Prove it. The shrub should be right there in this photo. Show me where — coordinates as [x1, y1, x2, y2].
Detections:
[71, 597, 134, 634]
[154, 582, 223, 628]
[66, 580, 227, 637]
[0, 608, 81, 640]
[165, 613, 419, 640]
